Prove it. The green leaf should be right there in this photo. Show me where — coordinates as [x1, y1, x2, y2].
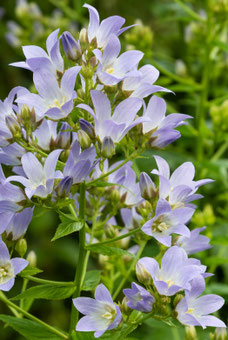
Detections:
[20, 266, 43, 277]
[52, 220, 83, 241]
[89, 181, 116, 188]
[82, 270, 101, 291]
[85, 244, 135, 257]
[72, 331, 94, 340]
[205, 283, 228, 297]
[11, 284, 75, 301]
[0, 315, 63, 340]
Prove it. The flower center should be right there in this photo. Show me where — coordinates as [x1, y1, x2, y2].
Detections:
[102, 304, 117, 322]
[166, 279, 174, 287]
[106, 67, 115, 74]
[0, 262, 13, 284]
[152, 217, 170, 233]
[187, 308, 194, 314]
[50, 97, 66, 109]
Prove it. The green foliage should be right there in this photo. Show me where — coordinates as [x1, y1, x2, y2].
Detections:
[51, 215, 83, 241]
[11, 285, 75, 301]
[86, 244, 135, 257]
[82, 270, 101, 291]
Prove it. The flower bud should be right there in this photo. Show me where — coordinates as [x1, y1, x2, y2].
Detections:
[77, 130, 91, 149]
[20, 104, 31, 123]
[26, 250, 37, 267]
[212, 328, 227, 340]
[136, 200, 152, 218]
[81, 62, 94, 79]
[173, 293, 184, 308]
[90, 56, 97, 67]
[15, 238, 27, 257]
[62, 31, 82, 61]
[101, 137, 115, 158]
[121, 296, 131, 314]
[79, 119, 95, 139]
[110, 189, 120, 203]
[56, 122, 71, 149]
[56, 176, 73, 198]
[136, 261, 152, 286]
[79, 28, 89, 46]
[185, 326, 198, 340]
[139, 172, 156, 200]
[5, 115, 21, 138]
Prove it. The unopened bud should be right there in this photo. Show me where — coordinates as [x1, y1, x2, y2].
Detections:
[15, 238, 27, 257]
[136, 200, 152, 218]
[79, 119, 95, 139]
[81, 62, 94, 79]
[121, 296, 131, 314]
[78, 130, 91, 149]
[5, 115, 21, 138]
[62, 31, 82, 61]
[185, 326, 198, 340]
[104, 84, 118, 94]
[110, 189, 120, 203]
[90, 56, 97, 67]
[213, 328, 227, 340]
[105, 224, 118, 238]
[20, 104, 31, 122]
[26, 250, 37, 267]
[79, 28, 89, 46]
[136, 260, 152, 285]
[56, 122, 71, 149]
[139, 172, 156, 200]
[101, 137, 115, 158]
[173, 294, 184, 308]
[56, 176, 73, 197]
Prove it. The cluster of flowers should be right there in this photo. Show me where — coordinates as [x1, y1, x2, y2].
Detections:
[0, 3, 226, 338]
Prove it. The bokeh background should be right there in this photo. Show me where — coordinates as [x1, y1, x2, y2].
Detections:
[0, 0, 228, 339]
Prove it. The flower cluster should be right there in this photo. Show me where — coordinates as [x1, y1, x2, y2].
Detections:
[0, 3, 226, 339]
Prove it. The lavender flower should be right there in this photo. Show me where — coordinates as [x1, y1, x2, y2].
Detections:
[0, 239, 28, 291]
[16, 66, 81, 120]
[73, 283, 121, 338]
[152, 155, 213, 208]
[141, 198, 194, 246]
[78, 90, 145, 143]
[6, 150, 63, 199]
[63, 141, 97, 184]
[94, 34, 143, 86]
[84, 4, 131, 49]
[176, 227, 211, 255]
[0, 143, 25, 166]
[142, 95, 191, 148]
[176, 276, 226, 329]
[10, 29, 64, 77]
[62, 31, 81, 61]
[137, 246, 203, 296]
[123, 282, 155, 312]
[139, 172, 156, 200]
[122, 64, 170, 99]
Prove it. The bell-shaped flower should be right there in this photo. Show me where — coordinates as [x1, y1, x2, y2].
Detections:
[139, 172, 156, 200]
[16, 66, 81, 120]
[63, 141, 97, 184]
[62, 31, 81, 61]
[78, 90, 145, 143]
[141, 199, 194, 247]
[73, 283, 122, 338]
[122, 64, 171, 99]
[176, 226, 211, 255]
[94, 34, 143, 86]
[10, 29, 64, 77]
[176, 276, 226, 329]
[0, 239, 28, 291]
[137, 246, 203, 296]
[0, 143, 25, 166]
[84, 4, 132, 49]
[152, 155, 213, 208]
[0, 87, 29, 147]
[123, 282, 155, 312]
[6, 150, 63, 199]
[142, 95, 191, 148]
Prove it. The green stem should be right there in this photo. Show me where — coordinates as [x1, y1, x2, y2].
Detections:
[113, 241, 147, 300]
[87, 227, 141, 248]
[174, 0, 205, 22]
[23, 276, 74, 286]
[88, 150, 141, 187]
[0, 292, 68, 339]
[20, 278, 28, 310]
[211, 139, 228, 161]
[69, 182, 86, 333]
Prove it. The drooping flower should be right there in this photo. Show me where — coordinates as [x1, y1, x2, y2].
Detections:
[73, 283, 122, 338]
[78, 90, 145, 143]
[137, 246, 203, 296]
[123, 282, 155, 312]
[0, 239, 28, 291]
[83, 4, 132, 49]
[142, 95, 191, 148]
[63, 141, 97, 184]
[16, 66, 81, 120]
[6, 150, 63, 199]
[176, 226, 211, 255]
[176, 276, 226, 329]
[141, 198, 194, 246]
[152, 155, 213, 208]
[94, 34, 143, 86]
[10, 29, 64, 77]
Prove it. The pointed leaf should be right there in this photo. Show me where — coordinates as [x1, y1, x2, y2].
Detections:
[11, 284, 75, 300]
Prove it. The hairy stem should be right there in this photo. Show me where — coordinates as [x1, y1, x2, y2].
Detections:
[69, 182, 86, 333]
[0, 292, 68, 339]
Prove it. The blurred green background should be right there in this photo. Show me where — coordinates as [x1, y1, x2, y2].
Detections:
[0, 0, 228, 339]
